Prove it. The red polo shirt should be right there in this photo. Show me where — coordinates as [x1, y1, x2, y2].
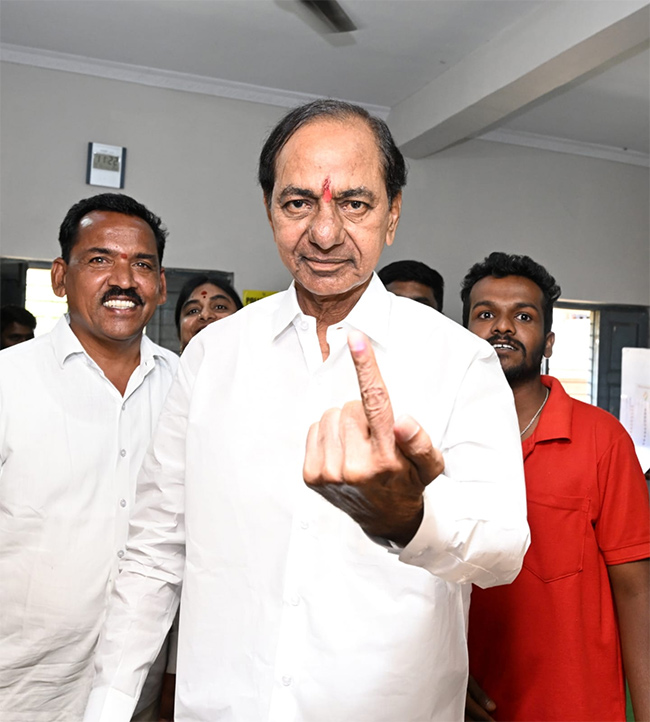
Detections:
[468, 376, 649, 721]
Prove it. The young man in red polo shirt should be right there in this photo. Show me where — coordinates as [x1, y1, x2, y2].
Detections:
[462, 252, 649, 722]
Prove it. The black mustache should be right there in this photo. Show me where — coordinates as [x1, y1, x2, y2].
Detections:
[101, 287, 143, 306]
[487, 335, 525, 354]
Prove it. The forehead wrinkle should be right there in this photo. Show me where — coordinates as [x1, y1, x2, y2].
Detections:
[84, 246, 114, 256]
[277, 185, 318, 202]
[337, 187, 376, 201]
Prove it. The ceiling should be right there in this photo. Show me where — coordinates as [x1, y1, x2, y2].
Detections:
[1, 0, 648, 163]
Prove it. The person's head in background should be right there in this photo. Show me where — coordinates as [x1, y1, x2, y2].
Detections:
[460, 252, 561, 387]
[175, 274, 243, 352]
[1, 306, 37, 349]
[378, 260, 444, 312]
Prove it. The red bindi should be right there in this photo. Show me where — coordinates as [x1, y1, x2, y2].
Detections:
[120, 253, 128, 259]
[322, 177, 332, 203]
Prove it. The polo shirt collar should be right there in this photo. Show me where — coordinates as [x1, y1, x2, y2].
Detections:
[271, 273, 390, 348]
[530, 375, 573, 443]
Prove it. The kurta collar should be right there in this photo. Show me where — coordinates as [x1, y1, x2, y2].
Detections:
[270, 273, 391, 348]
[51, 314, 170, 370]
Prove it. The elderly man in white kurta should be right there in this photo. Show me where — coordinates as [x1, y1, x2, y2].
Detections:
[85, 100, 529, 722]
[0, 194, 177, 722]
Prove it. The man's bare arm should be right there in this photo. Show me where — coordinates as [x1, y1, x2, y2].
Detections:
[608, 558, 650, 721]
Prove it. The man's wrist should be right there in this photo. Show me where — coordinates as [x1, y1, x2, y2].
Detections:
[365, 504, 424, 550]
[366, 534, 404, 554]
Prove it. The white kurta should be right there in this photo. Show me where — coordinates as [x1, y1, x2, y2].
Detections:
[0, 316, 178, 722]
[85, 275, 529, 722]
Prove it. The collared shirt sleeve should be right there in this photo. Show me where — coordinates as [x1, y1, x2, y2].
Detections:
[83, 344, 197, 722]
[399, 348, 530, 588]
[595, 417, 650, 565]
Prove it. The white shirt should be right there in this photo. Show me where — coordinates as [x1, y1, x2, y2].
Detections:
[0, 316, 178, 722]
[85, 275, 529, 722]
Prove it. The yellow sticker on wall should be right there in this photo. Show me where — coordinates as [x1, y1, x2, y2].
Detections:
[242, 290, 278, 306]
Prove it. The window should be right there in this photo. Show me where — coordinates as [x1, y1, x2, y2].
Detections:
[1, 258, 235, 354]
[25, 267, 68, 336]
[551, 302, 648, 416]
[549, 307, 598, 405]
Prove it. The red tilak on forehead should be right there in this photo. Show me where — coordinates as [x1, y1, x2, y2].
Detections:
[200, 291, 208, 296]
[120, 253, 128, 259]
[322, 177, 332, 203]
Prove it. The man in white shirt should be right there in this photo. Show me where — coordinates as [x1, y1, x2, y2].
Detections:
[85, 100, 529, 722]
[0, 193, 178, 722]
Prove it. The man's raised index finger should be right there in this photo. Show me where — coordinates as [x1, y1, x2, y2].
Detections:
[348, 330, 394, 439]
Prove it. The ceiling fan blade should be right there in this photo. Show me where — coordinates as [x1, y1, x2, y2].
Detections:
[298, 0, 357, 33]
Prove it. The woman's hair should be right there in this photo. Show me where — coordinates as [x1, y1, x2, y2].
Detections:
[174, 273, 243, 337]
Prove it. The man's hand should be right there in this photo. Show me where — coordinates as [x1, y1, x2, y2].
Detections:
[303, 330, 443, 546]
[465, 675, 497, 721]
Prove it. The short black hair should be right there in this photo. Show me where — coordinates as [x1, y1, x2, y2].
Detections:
[258, 98, 407, 207]
[378, 260, 445, 312]
[460, 252, 561, 334]
[174, 273, 243, 337]
[1, 305, 37, 333]
[58, 193, 168, 264]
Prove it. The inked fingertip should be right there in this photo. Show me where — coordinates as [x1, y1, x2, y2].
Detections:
[348, 330, 366, 353]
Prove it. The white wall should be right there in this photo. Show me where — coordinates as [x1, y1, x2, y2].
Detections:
[2, 61, 648, 322]
[390, 140, 650, 319]
[0, 62, 290, 292]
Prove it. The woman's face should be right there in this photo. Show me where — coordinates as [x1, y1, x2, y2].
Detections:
[179, 282, 238, 350]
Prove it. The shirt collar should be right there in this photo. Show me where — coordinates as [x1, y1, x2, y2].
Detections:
[528, 375, 573, 444]
[270, 273, 391, 348]
[51, 314, 170, 371]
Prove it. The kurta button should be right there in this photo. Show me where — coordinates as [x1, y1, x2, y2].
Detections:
[122, 403, 126, 411]
[290, 594, 300, 606]
[300, 521, 309, 530]
[281, 676, 292, 686]
[120, 449, 126, 457]
[120, 499, 127, 508]
[117, 550, 124, 558]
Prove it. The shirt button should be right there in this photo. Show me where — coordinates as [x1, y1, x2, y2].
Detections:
[122, 403, 126, 411]
[300, 321, 308, 331]
[119, 499, 127, 508]
[300, 520, 309, 530]
[117, 550, 125, 558]
[290, 594, 300, 607]
[281, 675, 292, 687]
[120, 449, 126, 457]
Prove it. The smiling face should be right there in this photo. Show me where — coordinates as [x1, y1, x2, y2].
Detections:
[265, 118, 401, 310]
[467, 275, 554, 386]
[179, 282, 239, 351]
[51, 211, 167, 352]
